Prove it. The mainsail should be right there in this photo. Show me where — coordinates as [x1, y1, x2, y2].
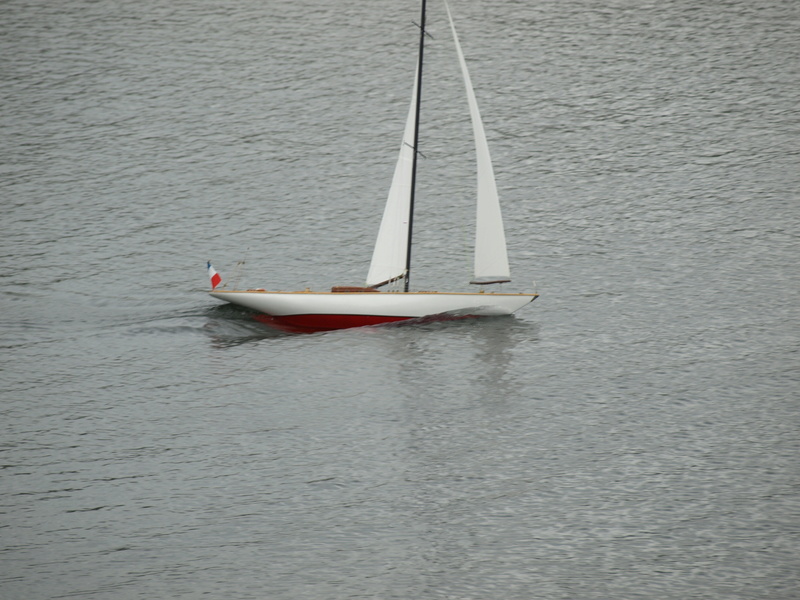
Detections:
[366, 69, 418, 288]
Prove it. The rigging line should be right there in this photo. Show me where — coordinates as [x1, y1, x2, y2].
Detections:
[403, 141, 427, 159]
[411, 21, 434, 39]
[230, 248, 248, 290]
[370, 270, 408, 290]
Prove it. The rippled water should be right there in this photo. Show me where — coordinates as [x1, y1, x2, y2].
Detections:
[2, 0, 798, 598]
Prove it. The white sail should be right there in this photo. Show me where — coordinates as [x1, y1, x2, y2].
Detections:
[366, 70, 418, 288]
[445, 0, 511, 284]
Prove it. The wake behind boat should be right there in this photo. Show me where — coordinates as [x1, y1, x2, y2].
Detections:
[208, 0, 538, 333]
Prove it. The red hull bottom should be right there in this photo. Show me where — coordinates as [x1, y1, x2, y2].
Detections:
[252, 312, 476, 334]
[253, 313, 411, 334]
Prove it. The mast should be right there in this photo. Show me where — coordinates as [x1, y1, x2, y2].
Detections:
[404, 0, 426, 292]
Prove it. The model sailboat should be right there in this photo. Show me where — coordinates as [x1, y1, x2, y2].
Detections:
[209, 0, 538, 333]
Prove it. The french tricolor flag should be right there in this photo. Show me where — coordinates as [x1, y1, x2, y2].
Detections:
[207, 262, 222, 289]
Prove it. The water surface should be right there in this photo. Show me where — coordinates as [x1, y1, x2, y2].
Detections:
[2, 0, 798, 598]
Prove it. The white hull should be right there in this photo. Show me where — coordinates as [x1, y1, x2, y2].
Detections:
[210, 289, 536, 318]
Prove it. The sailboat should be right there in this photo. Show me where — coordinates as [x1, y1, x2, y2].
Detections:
[208, 0, 538, 334]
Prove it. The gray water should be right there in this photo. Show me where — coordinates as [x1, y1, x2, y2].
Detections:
[2, 0, 798, 598]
